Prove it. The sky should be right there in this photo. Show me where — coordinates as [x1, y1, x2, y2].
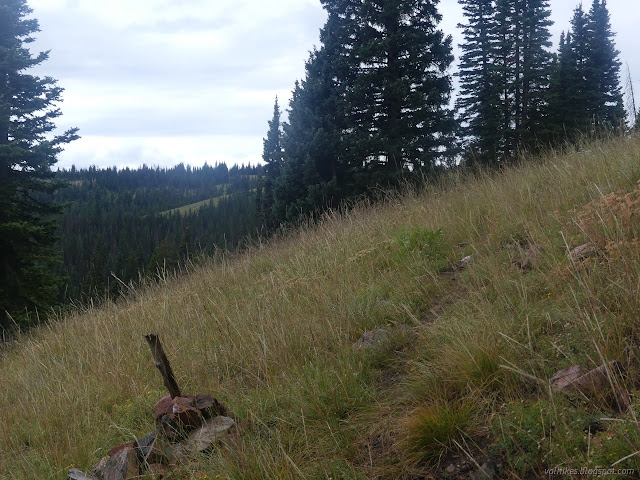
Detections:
[27, 0, 640, 171]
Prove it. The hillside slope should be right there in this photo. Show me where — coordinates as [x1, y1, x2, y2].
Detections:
[2, 135, 640, 479]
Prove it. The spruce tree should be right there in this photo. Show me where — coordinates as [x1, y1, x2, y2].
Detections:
[257, 97, 283, 230]
[0, 0, 78, 328]
[548, 1, 625, 139]
[269, 0, 455, 225]
[351, 0, 455, 174]
[518, 0, 553, 149]
[585, 0, 626, 129]
[273, 3, 356, 225]
[456, 0, 501, 165]
[561, 4, 592, 135]
[547, 31, 583, 140]
[459, 0, 553, 162]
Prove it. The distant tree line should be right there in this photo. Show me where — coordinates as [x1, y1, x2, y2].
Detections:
[257, 0, 628, 230]
[54, 163, 261, 302]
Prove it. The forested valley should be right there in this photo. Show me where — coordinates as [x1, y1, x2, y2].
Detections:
[53, 163, 262, 303]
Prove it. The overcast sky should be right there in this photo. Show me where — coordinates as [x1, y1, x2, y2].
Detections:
[27, 0, 640, 170]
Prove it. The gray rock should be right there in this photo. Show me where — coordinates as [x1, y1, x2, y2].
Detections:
[91, 457, 108, 479]
[352, 329, 389, 350]
[186, 416, 235, 452]
[458, 255, 473, 269]
[551, 361, 630, 412]
[135, 430, 157, 463]
[550, 365, 589, 390]
[67, 469, 99, 480]
[164, 442, 191, 464]
[103, 447, 139, 480]
[568, 242, 597, 261]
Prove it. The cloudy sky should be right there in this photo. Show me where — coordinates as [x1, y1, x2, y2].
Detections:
[27, 0, 640, 170]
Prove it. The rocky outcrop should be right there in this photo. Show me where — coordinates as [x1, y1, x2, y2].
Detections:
[103, 447, 138, 480]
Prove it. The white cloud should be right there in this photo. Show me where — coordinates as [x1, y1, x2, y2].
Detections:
[23, 0, 640, 169]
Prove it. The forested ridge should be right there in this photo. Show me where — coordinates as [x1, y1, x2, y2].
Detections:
[53, 163, 261, 302]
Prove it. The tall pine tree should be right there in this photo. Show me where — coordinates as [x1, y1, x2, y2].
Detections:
[257, 97, 283, 231]
[548, 1, 625, 139]
[585, 0, 625, 129]
[351, 0, 455, 175]
[0, 0, 78, 328]
[458, 0, 553, 163]
[547, 31, 585, 140]
[456, 0, 501, 165]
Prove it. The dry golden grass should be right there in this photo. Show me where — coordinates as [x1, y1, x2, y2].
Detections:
[2, 133, 640, 478]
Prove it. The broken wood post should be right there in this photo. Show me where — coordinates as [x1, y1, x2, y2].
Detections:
[145, 334, 182, 398]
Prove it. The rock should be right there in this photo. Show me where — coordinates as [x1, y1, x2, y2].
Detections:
[164, 443, 191, 464]
[135, 430, 156, 455]
[103, 447, 139, 480]
[551, 361, 630, 412]
[153, 395, 203, 439]
[352, 329, 389, 350]
[470, 461, 497, 480]
[194, 395, 233, 419]
[457, 255, 473, 269]
[568, 242, 597, 261]
[186, 416, 235, 452]
[550, 365, 589, 390]
[107, 442, 135, 457]
[153, 396, 175, 421]
[91, 457, 108, 479]
[515, 245, 540, 272]
[67, 469, 99, 480]
[135, 430, 164, 465]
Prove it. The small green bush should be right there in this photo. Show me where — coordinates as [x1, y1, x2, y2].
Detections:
[393, 227, 446, 260]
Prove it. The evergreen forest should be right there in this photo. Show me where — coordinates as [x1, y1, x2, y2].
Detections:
[52, 163, 261, 303]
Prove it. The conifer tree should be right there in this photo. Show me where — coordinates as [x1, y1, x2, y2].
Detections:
[456, 0, 501, 165]
[517, 0, 553, 148]
[257, 97, 283, 230]
[548, 1, 625, 139]
[585, 0, 626, 129]
[547, 31, 583, 140]
[272, 2, 357, 225]
[0, 0, 78, 328]
[266, 0, 454, 226]
[351, 0, 455, 174]
[458, 0, 553, 162]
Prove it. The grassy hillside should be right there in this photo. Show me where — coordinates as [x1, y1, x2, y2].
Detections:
[161, 190, 256, 216]
[2, 135, 640, 479]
